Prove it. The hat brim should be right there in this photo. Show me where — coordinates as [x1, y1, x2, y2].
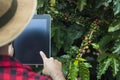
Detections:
[0, 0, 37, 47]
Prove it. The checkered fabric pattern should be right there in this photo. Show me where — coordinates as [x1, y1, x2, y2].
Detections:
[0, 55, 52, 80]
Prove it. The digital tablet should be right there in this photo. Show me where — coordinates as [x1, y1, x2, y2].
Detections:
[13, 14, 51, 65]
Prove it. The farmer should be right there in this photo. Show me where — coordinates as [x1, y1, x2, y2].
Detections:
[0, 0, 65, 80]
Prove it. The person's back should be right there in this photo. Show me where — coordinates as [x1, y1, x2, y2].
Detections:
[0, 0, 65, 80]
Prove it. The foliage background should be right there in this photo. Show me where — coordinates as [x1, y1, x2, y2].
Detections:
[36, 0, 120, 80]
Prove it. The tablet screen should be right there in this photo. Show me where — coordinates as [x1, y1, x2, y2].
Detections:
[13, 15, 51, 65]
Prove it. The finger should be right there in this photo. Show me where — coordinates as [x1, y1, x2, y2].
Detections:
[49, 57, 54, 60]
[40, 51, 47, 61]
[54, 59, 60, 63]
[54, 59, 62, 65]
[42, 69, 49, 76]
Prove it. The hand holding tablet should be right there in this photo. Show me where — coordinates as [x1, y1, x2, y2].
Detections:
[40, 51, 65, 80]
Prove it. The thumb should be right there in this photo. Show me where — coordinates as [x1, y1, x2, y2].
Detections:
[40, 51, 47, 61]
[42, 69, 48, 75]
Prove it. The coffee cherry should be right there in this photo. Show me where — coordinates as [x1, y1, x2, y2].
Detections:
[85, 46, 89, 49]
[82, 49, 86, 53]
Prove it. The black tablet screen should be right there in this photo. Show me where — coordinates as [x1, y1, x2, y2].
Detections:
[13, 15, 51, 65]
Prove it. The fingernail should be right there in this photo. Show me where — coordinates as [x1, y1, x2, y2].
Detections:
[40, 51, 43, 54]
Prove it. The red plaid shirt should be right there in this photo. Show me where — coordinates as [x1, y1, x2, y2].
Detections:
[0, 55, 52, 80]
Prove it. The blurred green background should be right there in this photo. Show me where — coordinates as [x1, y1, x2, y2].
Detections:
[34, 0, 120, 80]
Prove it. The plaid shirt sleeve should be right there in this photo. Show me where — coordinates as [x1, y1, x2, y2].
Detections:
[0, 55, 52, 80]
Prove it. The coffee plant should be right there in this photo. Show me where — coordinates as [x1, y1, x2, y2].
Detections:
[37, 0, 120, 80]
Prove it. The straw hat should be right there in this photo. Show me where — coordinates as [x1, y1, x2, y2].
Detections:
[0, 0, 37, 47]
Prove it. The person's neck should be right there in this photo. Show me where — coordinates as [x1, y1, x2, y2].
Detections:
[0, 45, 9, 55]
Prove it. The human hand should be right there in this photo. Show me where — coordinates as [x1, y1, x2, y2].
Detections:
[40, 51, 65, 80]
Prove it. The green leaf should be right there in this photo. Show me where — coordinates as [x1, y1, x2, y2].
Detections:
[51, 42, 58, 57]
[97, 0, 120, 15]
[108, 20, 120, 32]
[111, 57, 119, 77]
[113, 0, 120, 15]
[98, 32, 119, 52]
[37, 0, 44, 9]
[50, 0, 56, 6]
[98, 35, 112, 51]
[96, 0, 112, 8]
[91, 43, 100, 50]
[58, 55, 72, 77]
[79, 62, 91, 80]
[96, 0, 105, 8]
[76, 0, 87, 11]
[116, 71, 120, 80]
[51, 26, 57, 38]
[77, 57, 86, 62]
[52, 24, 84, 51]
[61, 54, 71, 59]
[104, 0, 112, 7]
[97, 53, 108, 62]
[68, 60, 79, 80]
[113, 44, 120, 54]
[84, 62, 92, 68]
[64, 25, 84, 51]
[52, 25, 65, 49]
[113, 37, 120, 54]
[67, 46, 79, 55]
[97, 57, 112, 79]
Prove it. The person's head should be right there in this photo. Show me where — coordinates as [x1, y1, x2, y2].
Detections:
[0, 0, 37, 54]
